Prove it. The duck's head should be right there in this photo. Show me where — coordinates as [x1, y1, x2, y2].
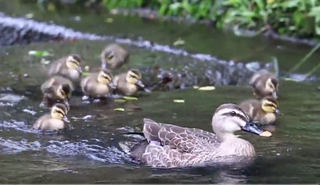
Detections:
[265, 78, 279, 98]
[51, 103, 69, 122]
[56, 84, 71, 101]
[66, 54, 82, 73]
[97, 69, 115, 88]
[102, 45, 127, 69]
[212, 103, 272, 139]
[261, 96, 281, 114]
[126, 69, 145, 88]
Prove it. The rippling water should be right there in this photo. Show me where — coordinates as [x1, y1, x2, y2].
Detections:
[0, 63, 320, 183]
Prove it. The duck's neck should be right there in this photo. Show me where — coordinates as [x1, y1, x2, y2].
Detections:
[216, 132, 256, 157]
[216, 132, 237, 142]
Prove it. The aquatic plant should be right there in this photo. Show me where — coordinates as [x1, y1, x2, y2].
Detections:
[35, 0, 320, 39]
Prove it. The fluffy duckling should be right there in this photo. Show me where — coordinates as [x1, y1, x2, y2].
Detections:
[33, 103, 70, 131]
[80, 69, 115, 101]
[249, 69, 279, 99]
[40, 76, 74, 108]
[48, 54, 82, 81]
[113, 69, 145, 96]
[100, 43, 129, 69]
[238, 96, 281, 125]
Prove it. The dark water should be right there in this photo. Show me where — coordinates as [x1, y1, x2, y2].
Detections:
[0, 1, 320, 184]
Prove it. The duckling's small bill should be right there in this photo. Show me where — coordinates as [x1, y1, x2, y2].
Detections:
[109, 82, 116, 89]
[63, 116, 70, 123]
[275, 108, 283, 115]
[272, 91, 278, 99]
[137, 80, 145, 88]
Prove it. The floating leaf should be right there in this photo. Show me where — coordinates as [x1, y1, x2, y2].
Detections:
[105, 18, 113, 23]
[25, 13, 34, 19]
[198, 86, 215, 91]
[123, 96, 138, 101]
[40, 58, 51, 65]
[173, 99, 185, 103]
[114, 108, 125, 112]
[28, 50, 51, 57]
[114, 99, 126, 103]
[82, 72, 90, 76]
[173, 38, 185, 46]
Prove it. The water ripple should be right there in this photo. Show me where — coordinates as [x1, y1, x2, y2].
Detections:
[45, 139, 132, 164]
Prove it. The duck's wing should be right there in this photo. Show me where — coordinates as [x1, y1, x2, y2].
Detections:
[143, 118, 217, 153]
[48, 58, 65, 75]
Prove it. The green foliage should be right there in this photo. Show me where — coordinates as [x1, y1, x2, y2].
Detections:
[36, 0, 320, 39]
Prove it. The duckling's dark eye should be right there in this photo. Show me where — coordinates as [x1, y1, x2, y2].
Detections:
[59, 90, 66, 96]
[230, 111, 237, 116]
[130, 75, 138, 79]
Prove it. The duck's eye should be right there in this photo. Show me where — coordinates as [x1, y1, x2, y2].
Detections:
[230, 111, 237, 116]
[108, 55, 114, 60]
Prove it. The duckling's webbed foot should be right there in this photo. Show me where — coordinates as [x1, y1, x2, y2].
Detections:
[110, 94, 124, 99]
[82, 95, 95, 103]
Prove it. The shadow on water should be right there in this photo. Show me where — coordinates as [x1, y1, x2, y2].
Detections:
[0, 1, 320, 184]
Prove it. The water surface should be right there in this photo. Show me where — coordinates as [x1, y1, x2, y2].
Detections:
[0, 40, 319, 183]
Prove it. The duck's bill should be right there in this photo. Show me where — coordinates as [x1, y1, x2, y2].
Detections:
[272, 91, 278, 99]
[101, 63, 107, 69]
[109, 82, 116, 89]
[137, 80, 145, 88]
[275, 108, 283, 115]
[242, 122, 272, 137]
[77, 66, 83, 74]
[63, 116, 70, 123]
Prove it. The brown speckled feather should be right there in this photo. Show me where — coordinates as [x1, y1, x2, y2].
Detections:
[141, 118, 222, 167]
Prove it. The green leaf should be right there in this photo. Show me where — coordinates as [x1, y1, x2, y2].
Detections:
[173, 99, 185, 103]
[281, 0, 300, 8]
[114, 99, 126, 103]
[173, 38, 185, 46]
[198, 86, 216, 91]
[309, 6, 320, 17]
[123, 96, 138, 101]
[28, 50, 51, 57]
[114, 108, 125, 112]
[82, 72, 90, 76]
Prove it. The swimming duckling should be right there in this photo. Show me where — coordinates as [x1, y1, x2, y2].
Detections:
[127, 103, 271, 168]
[238, 96, 281, 125]
[80, 69, 115, 101]
[33, 103, 70, 131]
[40, 76, 74, 108]
[249, 69, 279, 99]
[113, 69, 145, 96]
[48, 54, 82, 81]
[100, 43, 129, 69]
